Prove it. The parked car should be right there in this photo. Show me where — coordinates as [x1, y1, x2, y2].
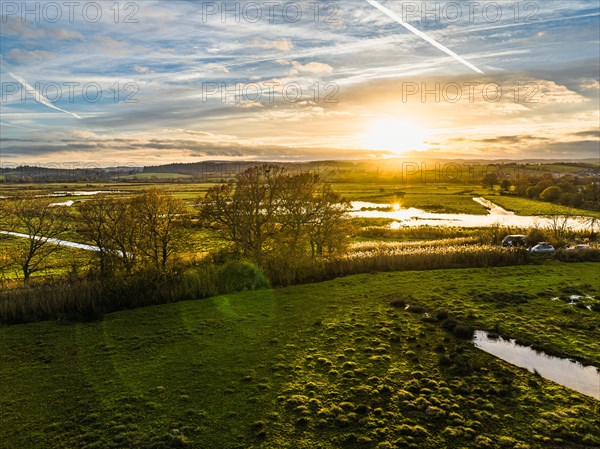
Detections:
[502, 235, 526, 247]
[529, 242, 555, 253]
[566, 244, 591, 252]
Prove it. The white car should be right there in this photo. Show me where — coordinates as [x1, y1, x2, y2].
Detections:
[566, 244, 591, 252]
[529, 242, 555, 253]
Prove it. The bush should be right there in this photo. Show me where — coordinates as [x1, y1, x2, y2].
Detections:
[407, 304, 427, 314]
[216, 261, 270, 293]
[435, 309, 449, 321]
[452, 324, 475, 340]
[526, 228, 547, 246]
[554, 248, 600, 263]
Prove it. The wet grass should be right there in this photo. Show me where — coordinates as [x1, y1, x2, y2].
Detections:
[483, 194, 600, 218]
[1, 263, 599, 449]
[335, 183, 490, 214]
[0, 236, 91, 282]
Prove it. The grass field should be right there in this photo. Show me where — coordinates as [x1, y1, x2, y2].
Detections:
[333, 184, 491, 215]
[2, 263, 599, 449]
[483, 195, 600, 219]
[121, 173, 194, 180]
[0, 236, 92, 282]
[1, 181, 598, 218]
[538, 164, 597, 174]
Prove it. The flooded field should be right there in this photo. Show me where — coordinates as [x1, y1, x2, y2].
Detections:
[351, 198, 595, 230]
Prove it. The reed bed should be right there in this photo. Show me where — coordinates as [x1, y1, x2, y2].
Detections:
[349, 237, 481, 253]
[357, 225, 485, 241]
[3, 242, 598, 324]
[266, 244, 530, 286]
[0, 261, 269, 324]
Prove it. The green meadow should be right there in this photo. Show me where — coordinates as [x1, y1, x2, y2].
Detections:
[482, 194, 600, 219]
[2, 263, 599, 449]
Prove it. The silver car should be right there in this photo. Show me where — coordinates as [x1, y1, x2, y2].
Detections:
[529, 242, 555, 253]
[566, 244, 591, 252]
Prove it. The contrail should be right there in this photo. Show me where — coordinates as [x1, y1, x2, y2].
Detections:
[0, 59, 82, 119]
[0, 121, 35, 130]
[366, 0, 485, 74]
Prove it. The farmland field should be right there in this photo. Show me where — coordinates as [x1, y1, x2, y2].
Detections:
[482, 194, 600, 219]
[1, 264, 599, 449]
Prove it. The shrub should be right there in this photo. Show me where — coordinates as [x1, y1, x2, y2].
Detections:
[435, 309, 449, 321]
[215, 261, 270, 293]
[407, 304, 427, 314]
[452, 325, 475, 340]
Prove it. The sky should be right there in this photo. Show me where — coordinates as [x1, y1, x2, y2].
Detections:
[1, 0, 599, 166]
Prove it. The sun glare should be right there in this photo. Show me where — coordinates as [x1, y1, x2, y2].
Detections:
[362, 119, 429, 154]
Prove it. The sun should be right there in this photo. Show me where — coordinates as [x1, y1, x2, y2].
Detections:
[362, 119, 429, 154]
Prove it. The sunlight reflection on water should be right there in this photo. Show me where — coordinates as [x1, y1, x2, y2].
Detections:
[351, 198, 594, 230]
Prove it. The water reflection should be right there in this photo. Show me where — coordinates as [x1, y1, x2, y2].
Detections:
[351, 198, 594, 230]
[473, 330, 600, 400]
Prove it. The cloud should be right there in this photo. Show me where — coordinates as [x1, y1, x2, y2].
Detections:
[133, 65, 151, 74]
[236, 101, 264, 109]
[71, 130, 101, 140]
[289, 61, 334, 75]
[48, 29, 84, 40]
[7, 49, 54, 62]
[94, 36, 149, 56]
[251, 39, 293, 51]
[580, 79, 600, 91]
[2, 1, 599, 163]
[571, 130, 600, 139]
[463, 135, 550, 144]
[0, 134, 384, 161]
[366, 0, 485, 74]
[534, 80, 588, 104]
[0, 17, 82, 40]
[205, 63, 229, 73]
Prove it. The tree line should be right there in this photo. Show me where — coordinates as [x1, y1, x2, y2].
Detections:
[0, 166, 352, 283]
[483, 173, 599, 211]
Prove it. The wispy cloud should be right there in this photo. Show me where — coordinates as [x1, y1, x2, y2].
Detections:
[1, 0, 598, 162]
[0, 121, 36, 130]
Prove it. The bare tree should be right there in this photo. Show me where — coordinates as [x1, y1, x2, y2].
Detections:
[0, 198, 13, 281]
[307, 182, 352, 257]
[134, 189, 190, 273]
[201, 165, 286, 264]
[4, 195, 67, 282]
[78, 195, 118, 276]
[79, 190, 190, 276]
[546, 206, 574, 245]
[199, 183, 240, 250]
[200, 165, 352, 265]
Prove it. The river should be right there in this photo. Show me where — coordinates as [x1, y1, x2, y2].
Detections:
[351, 198, 595, 230]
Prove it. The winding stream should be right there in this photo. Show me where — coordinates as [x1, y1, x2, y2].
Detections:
[351, 198, 595, 230]
[0, 231, 101, 252]
[473, 331, 600, 400]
